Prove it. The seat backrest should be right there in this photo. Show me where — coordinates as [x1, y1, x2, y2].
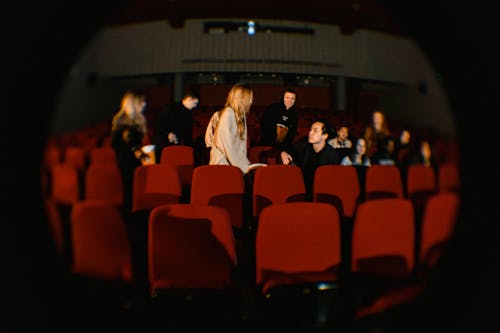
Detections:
[406, 164, 437, 198]
[44, 198, 66, 259]
[313, 165, 360, 218]
[160, 145, 194, 166]
[70, 200, 132, 282]
[419, 192, 460, 268]
[64, 146, 87, 172]
[132, 164, 182, 213]
[85, 164, 124, 206]
[365, 165, 403, 200]
[255, 202, 341, 291]
[50, 163, 80, 205]
[148, 204, 236, 292]
[438, 163, 460, 193]
[89, 146, 117, 166]
[43, 144, 62, 169]
[190, 165, 246, 229]
[248, 145, 276, 164]
[160, 145, 194, 186]
[252, 165, 306, 217]
[352, 198, 415, 279]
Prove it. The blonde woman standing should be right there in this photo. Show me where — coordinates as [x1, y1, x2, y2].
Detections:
[110, 89, 148, 211]
[209, 83, 253, 174]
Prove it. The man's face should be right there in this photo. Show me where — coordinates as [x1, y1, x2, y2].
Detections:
[337, 127, 349, 141]
[372, 111, 384, 130]
[421, 141, 431, 160]
[185, 97, 199, 110]
[283, 92, 296, 110]
[400, 130, 411, 144]
[308, 122, 326, 145]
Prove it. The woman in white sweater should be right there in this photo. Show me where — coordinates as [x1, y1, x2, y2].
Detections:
[209, 83, 253, 174]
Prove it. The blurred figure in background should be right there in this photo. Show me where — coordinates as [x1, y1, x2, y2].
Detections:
[110, 89, 149, 211]
[407, 139, 439, 171]
[340, 137, 371, 167]
[153, 91, 199, 162]
[328, 124, 353, 159]
[363, 109, 393, 164]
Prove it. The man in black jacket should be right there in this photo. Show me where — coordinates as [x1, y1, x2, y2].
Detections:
[259, 88, 298, 151]
[153, 91, 199, 162]
[281, 119, 341, 201]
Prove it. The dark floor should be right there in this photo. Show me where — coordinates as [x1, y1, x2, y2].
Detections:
[4, 219, 423, 333]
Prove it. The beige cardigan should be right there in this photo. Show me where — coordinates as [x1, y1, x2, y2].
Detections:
[209, 107, 250, 174]
[204, 110, 220, 148]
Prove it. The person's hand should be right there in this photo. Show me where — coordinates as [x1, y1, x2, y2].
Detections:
[168, 132, 178, 144]
[281, 151, 293, 165]
[134, 149, 145, 159]
[122, 129, 130, 142]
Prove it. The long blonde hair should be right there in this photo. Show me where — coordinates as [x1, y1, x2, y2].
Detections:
[217, 83, 253, 140]
[112, 89, 147, 134]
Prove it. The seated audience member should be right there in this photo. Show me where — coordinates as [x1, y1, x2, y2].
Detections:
[328, 124, 352, 158]
[328, 124, 352, 149]
[363, 109, 392, 160]
[394, 129, 412, 167]
[281, 119, 341, 201]
[372, 136, 396, 165]
[407, 139, 439, 172]
[340, 137, 371, 167]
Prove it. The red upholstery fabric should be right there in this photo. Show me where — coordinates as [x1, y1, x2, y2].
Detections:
[70, 201, 132, 282]
[313, 165, 360, 218]
[160, 145, 194, 187]
[438, 163, 460, 193]
[89, 146, 117, 166]
[252, 165, 306, 217]
[352, 198, 415, 278]
[148, 204, 236, 292]
[64, 146, 87, 172]
[44, 198, 66, 258]
[51, 163, 80, 205]
[419, 192, 460, 268]
[406, 165, 437, 198]
[85, 164, 123, 206]
[190, 165, 245, 229]
[365, 165, 403, 200]
[255, 202, 341, 294]
[248, 145, 277, 164]
[132, 164, 182, 212]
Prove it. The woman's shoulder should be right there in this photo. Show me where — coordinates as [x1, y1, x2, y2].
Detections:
[219, 107, 235, 120]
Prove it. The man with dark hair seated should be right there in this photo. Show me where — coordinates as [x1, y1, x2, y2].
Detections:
[280, 119, 341, 201]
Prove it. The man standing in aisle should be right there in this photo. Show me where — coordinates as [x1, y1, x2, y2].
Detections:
[153, 91, 199, 162]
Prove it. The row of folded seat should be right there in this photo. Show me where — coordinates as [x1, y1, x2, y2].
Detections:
[42, 143, 461, 324]
[43, 144, 460, 214]
[45, 191, 459, 322]
[43, 145, 460, 269]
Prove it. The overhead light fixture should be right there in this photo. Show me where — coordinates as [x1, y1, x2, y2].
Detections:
[247, 20, 255, 36]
